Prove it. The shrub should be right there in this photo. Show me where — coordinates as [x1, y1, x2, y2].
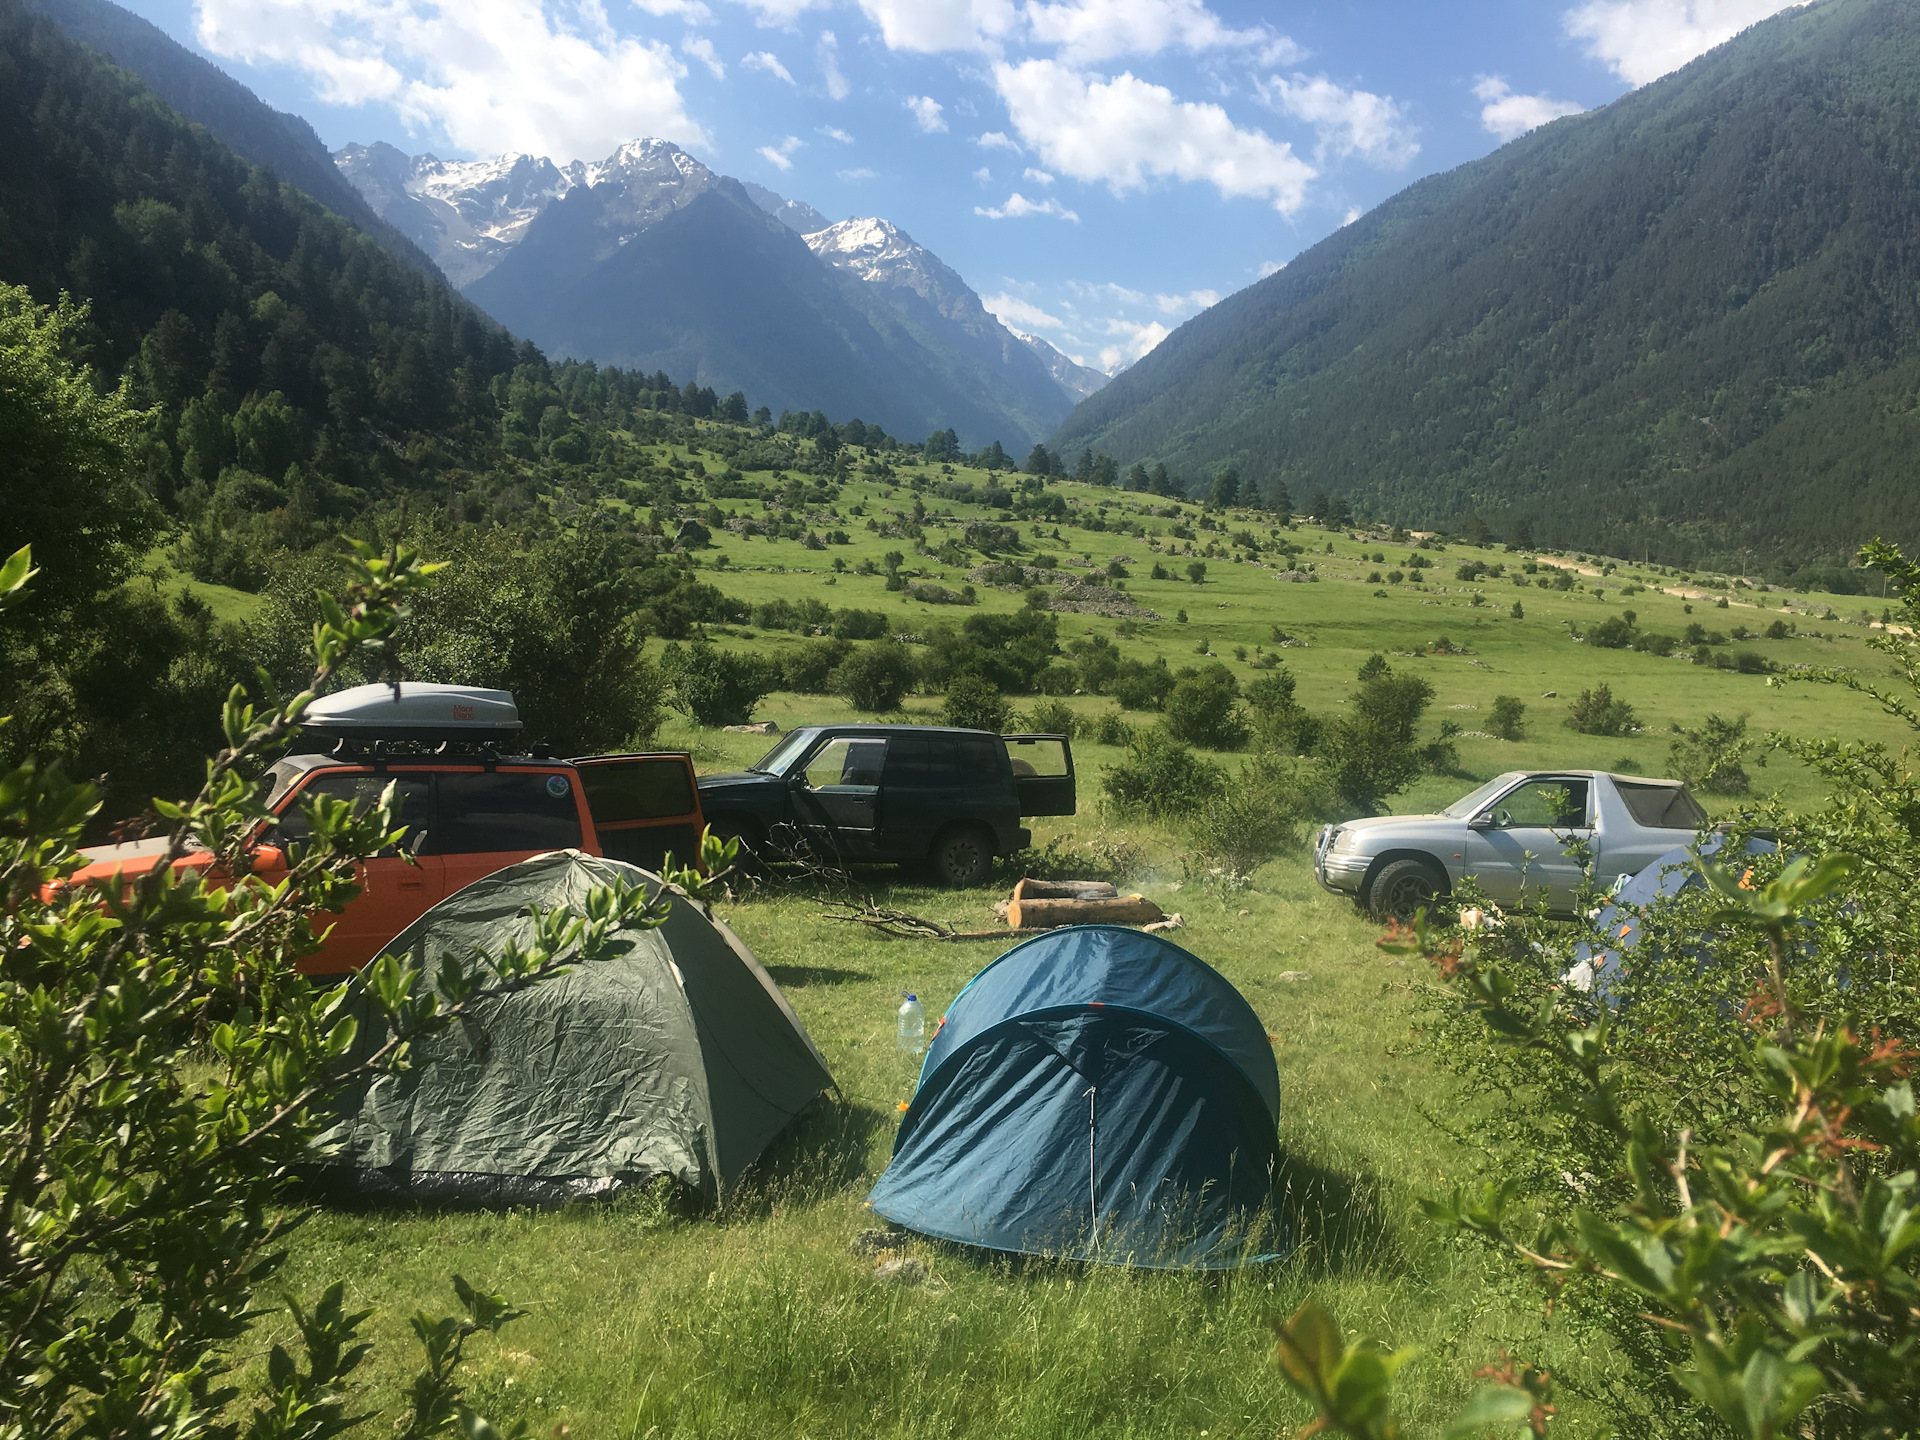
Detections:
[1186, 560, 1208, 584]
[661, 641, 780, 726]
[1667, 712, 1752, 794]
[1101, 726, 1228, 819]
[1162, 663, 1250, 749]
[1566, 683, 1637, 736]
[778, 636, 851, 693]
[831, 607, 890, 640]
[835, 638, 918, 711]
[1090, 709, 1135, 746]
[1188, 753, 1336, 880]
[1020, 697, 1079, 737]
[942, 675, 1013, 732]
[1586, 614, 1634, 647]
[1110, 656, 1176, 711]
[1316, 660, 1434, 812]
[1488, 695, 1527, 740]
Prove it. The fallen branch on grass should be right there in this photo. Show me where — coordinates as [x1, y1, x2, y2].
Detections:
[815, 897, 1039, 941]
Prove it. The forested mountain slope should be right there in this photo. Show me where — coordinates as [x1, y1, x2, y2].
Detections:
[1053, 0, 1920, 567]
[21, 0, 439, 278]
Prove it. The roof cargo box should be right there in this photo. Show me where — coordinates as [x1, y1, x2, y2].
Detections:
[302, 683, 522, 742]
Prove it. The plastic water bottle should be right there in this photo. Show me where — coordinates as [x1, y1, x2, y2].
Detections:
[896, 994, 927, 1054]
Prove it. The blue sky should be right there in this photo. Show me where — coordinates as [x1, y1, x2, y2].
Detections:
[118, 0, 1803, 371]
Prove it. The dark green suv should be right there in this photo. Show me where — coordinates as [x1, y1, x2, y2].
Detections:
[696, 725, 1076, 886]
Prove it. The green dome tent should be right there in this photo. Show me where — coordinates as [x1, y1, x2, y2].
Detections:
[312, 851, 835, 1205]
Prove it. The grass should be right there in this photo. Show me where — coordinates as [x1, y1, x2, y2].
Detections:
[259, 453, 1899, 1435]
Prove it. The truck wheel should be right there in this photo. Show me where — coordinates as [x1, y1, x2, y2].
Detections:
[1368, 858, 1446, 922]
[930, 825, 995, 889]
[704, 815, 764, 872]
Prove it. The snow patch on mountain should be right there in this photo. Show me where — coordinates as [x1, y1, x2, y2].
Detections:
[742, 181, 831, 235]
[1016, 331, 1111, 401]
[335, 137, 720, 288]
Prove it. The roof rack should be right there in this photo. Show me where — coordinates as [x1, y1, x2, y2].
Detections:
[302, 683, 523, 743]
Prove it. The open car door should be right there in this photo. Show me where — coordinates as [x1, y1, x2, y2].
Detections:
[1003, 734, 1076, 816]
[572, 753, 705, 872]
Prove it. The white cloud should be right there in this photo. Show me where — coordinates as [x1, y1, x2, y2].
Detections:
[984, 292, 1067, 331]
[1023, 0, 1281, 64]
[1259, 73, 1419, 167]
[906, 94, 949, 131]
[733, 0, 830, 24]
[993, 59, 1315, 213]
[742, 49, 795, 82]
[194, 0, 705, 161]
[1257, 258, 1285, 277]
[1342, 205, 1361, 225]
[855, 0, 1019, 53]
[1564, 0, 1803, 86]
[837, 166, 876, 180]
[633, 0, 712, 19]
[819, 124, 854, 142]
[682, 33, 724, 77]
[1154, 287, 1215, 313]
[975, 190, 1080, 221]
[1023, 166, 1055, 184]
[976, 130, 1022, 151]
[972, 165, 993, 182]
[1472, 76, 1586, 140]
[757, 133, 802, 169]
[817, 29, 849, 98]
[1099, 317, 1170, 369]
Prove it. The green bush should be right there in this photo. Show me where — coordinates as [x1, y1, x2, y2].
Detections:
[1565, 683, 1638, 735]
[835, 638, 918, 711]
[661, 641, 779, 726]
[1162, 662, 1249, 749]
[1020, 697, 1079, 737]
[1315, 660, 1434, 812]
[778, 636, 851, 693]
[1091, 709, 1135, 746]
[1188, 753, 1336, 880]
[1667, 712, 1752, 794]
[1110, 656, 1176, 710]
[941, 675, 1013, 732]
[1101, 726, 1227, 819]
[1487, 694, 1527, 740]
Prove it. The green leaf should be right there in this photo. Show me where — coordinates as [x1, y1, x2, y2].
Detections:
[1441, 1385, 1538, 1439]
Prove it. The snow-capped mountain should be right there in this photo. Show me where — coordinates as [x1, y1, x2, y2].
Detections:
[741, 181, 830, 236]
[1016, 332, 1110, 401]
[334, 138, 719, 288]
[333, 136, 1085, 443]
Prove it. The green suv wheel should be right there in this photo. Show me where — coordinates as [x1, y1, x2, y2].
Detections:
[930, 825, 995, 889]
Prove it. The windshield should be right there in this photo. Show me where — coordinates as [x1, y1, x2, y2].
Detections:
[751, 731, 814, 775]
[1442, 774, 1521, 819]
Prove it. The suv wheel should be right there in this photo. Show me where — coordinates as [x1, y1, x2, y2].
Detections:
[930, 825, 995, 889]
[1369, 858, 1446, 922]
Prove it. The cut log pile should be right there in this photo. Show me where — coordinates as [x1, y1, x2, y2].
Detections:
[1003, 878, 1167, 931]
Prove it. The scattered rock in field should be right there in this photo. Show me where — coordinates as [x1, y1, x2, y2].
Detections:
[873, 1256, 929, 1286]
[1143, 913, 1185, 934]
[1049, 582, 1162, 620]
[1385, 960, 1408, 969]
[1237, 909, 1250, 917]
[723, 721, 780, 735]
[1273, 570, 1318, 583]
[1278, 971, 1311, 982]
[1542, 690, 1558, 698]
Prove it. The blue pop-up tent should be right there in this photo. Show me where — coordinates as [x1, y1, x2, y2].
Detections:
[1569, 835, 1777, 1004]
[867, 926, 1283, 1269]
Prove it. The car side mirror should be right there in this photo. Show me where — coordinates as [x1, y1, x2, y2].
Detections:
[787, 773, 808, 789]
[1468, 812, 1495, 830]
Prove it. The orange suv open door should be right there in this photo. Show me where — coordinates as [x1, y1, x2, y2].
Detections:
[572, 753, 706, 871]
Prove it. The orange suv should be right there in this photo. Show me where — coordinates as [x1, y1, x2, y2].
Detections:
[66, 684, 706, 976]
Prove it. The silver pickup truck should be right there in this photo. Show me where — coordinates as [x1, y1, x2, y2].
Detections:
[1314, 770, 1709, 920]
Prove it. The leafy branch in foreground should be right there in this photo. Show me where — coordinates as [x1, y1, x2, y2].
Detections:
[1379, 855, 1918, 1440]
[1, 540, 665, 1437]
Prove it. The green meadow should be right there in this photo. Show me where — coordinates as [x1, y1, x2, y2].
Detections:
[260, 447, 1900, 1436]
